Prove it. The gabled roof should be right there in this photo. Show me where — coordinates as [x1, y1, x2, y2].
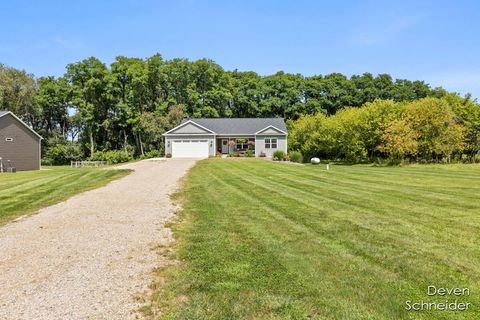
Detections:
[0, 110, 43, 139]
[170, 118, 287, 135]
[164, 119, 216, 135]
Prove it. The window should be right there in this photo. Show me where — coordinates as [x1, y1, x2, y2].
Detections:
[265, 138, 277, 149]
[236, 139, 248, 150]
[5, 138, 13, 142]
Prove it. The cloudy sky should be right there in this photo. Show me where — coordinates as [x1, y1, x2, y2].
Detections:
[1, 0, 479, 98]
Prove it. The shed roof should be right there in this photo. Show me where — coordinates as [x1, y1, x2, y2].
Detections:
[0, 111, 42, 139]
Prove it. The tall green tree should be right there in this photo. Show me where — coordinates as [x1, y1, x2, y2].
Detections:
[66, 57, 114, 156]
[111, 56, 149, 153]
[0, 64, 38, 127]
[35, 76, 70, 139]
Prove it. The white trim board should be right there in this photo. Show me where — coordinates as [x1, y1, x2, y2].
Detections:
[164, 120, 215, 135]
[254, 125, 288, 135]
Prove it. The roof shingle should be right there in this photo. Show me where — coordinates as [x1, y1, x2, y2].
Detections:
[181, 118, 287, 135]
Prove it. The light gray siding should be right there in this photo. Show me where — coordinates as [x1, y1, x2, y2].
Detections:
[0, 114, 41, 171]
[255, 135, 287, 157]
[257, 127, 285, 134]
[169, 122, 212, 134]
[165, 135, 216, 156]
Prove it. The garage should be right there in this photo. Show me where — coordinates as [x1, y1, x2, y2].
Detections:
[172, 140, 209, 158]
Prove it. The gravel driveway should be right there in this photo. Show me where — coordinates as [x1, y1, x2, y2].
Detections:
[0, 159, 196, 320]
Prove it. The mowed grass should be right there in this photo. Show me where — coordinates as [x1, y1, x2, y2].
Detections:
[153, 159, 480, 320]
[0, 166, 130, 225]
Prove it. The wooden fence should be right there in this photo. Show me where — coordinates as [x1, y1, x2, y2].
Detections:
[71, 161, 107, 168]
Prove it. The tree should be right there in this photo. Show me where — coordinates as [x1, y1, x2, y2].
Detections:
[404, 98, 464, 161]
[111, 56, 149, 153]
[66, 57, 114, 156]
[229, 71, 264, 117]
[444, 93, 480, 157]
[0, 64, 38, 126]
[379, 119, 419, 160]
[140, 104, 185, 152]
[35, 76, 70, 139]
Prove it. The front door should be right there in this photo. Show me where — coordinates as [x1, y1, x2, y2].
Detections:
[221, 139, 229, 153]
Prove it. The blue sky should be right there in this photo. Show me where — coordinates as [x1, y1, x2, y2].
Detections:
[1, 0, 479, 98]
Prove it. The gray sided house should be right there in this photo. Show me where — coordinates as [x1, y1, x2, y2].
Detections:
[163, 118, 287, 158]
[0, 111, 42, 171]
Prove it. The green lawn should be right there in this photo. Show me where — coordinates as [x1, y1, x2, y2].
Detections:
[0, 166, 130, 225]
[151, 159, 480, 320]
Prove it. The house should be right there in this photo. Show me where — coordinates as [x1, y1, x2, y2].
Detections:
[0, 111, 42, 171]
[163, 118, 288, 158]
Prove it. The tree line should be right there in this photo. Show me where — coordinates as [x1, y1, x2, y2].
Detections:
[0, 54, 456, 163]
[288, 95, 480, 163]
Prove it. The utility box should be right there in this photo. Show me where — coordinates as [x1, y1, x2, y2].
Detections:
[6, 167, 16, 173]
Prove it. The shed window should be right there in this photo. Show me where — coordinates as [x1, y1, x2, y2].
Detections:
[5, 138, 13, 142]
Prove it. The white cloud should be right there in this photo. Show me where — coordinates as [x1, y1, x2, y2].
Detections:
[51, 37, 83, 50]
[32, 37, 83, 50]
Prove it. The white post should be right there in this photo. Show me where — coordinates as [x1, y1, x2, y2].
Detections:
[326, 163, 330, 170]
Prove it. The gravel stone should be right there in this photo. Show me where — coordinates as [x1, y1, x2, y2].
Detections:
[0, 159, 196, 320]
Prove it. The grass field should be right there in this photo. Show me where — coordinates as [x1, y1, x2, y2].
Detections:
[0, 166, 129, 225]
[151, 159, 480, 320]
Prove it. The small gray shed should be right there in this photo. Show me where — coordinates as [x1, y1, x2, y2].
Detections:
[0, 111, 42, 171]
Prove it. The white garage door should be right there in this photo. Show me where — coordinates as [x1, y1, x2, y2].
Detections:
[172, 140, 209, 158]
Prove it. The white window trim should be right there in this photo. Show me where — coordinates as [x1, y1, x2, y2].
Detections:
[271, 138, 278, 149]
[265, 138, 278, 149]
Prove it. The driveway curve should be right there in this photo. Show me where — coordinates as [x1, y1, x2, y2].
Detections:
[0, 159, 196, 320]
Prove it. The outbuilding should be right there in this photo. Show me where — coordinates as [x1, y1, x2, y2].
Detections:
[0, 111, 42, 171]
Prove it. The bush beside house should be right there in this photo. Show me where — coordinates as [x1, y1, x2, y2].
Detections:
[288, 96, 478, 164]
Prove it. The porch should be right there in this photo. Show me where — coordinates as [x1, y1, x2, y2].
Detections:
[216, 137, 255, 155]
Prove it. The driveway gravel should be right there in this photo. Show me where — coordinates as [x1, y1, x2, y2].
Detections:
[0, 159, 196, 320]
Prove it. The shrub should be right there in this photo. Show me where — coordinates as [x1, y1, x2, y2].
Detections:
[228, 152, 236, 157]
[288, 151, 303, 163]
[166, 153, 172, 158]
[245, 150, 255, 157]
[273, 150, 286, 161]
[474, 153, 480, 163]
[45, 142, 83, 165]
[89, 150, 133, 164]
[140, 150, 162, 159]
[41, 158, 53, 166]
[105, 150, 133, 164]
[216, 151, 222, 157]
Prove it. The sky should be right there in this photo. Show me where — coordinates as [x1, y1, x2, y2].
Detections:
[1, 0, 479, 99]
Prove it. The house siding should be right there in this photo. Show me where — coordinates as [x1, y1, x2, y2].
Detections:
[165, 135, 216, 156]
[170, 122, 211, 134]
[257, 127, 285, 134]
[255, 135, 287, 157]
[0, 114, 41, 171]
